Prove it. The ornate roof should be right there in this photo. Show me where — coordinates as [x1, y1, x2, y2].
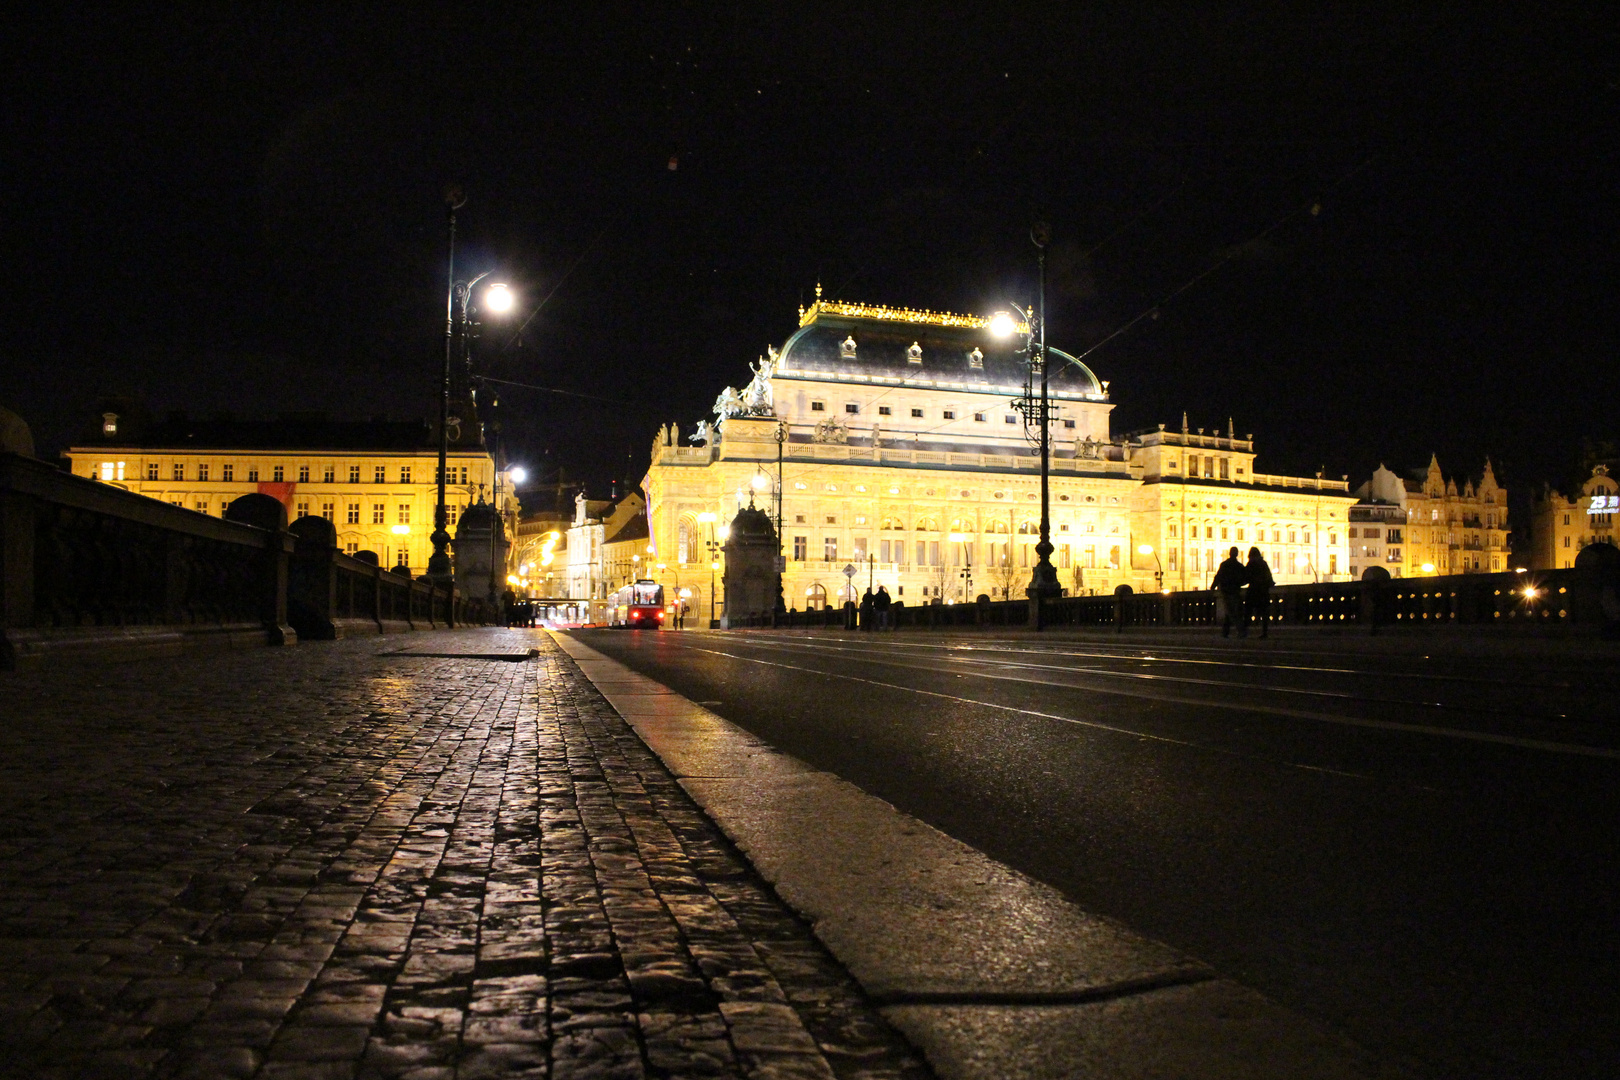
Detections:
[776, 296, 1104, 399]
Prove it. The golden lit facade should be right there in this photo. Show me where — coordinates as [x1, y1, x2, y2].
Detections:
[1530, 465, 1618, 570]
[642, 296, 1352, 613]
[67, 414, 508, 576]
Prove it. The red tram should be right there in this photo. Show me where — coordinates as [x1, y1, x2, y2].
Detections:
[608, 579, 666, 628]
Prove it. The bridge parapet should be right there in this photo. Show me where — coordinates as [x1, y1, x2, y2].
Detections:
[2, 451, 474, 669]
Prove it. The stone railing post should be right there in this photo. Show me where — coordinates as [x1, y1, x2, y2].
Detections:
[224, 494, 296, 647]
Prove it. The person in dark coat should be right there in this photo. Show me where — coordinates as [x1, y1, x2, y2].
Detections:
[1244, 546, 1275, 638]
[859, 587, 875, 632]
[874, 585, 892, 630]
[1211, 545, 1248, 637]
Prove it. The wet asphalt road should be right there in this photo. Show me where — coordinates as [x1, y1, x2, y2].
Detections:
[571, 626, 1620, 1080]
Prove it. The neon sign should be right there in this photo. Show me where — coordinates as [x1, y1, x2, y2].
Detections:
[1589, 494, 1619, 514]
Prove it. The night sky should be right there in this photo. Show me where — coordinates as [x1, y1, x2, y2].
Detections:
[6, 6, 1617, 514]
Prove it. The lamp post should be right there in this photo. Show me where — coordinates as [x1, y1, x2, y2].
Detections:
[993, 222, 1062, 626]
[1138, 543, 1165, 592]
[429, 188, 513, 587]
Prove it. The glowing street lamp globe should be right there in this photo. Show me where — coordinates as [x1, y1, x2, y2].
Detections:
[483, 283, 515, 313]
[508, 466, 527, 484]
[989, 310, 1020, 338]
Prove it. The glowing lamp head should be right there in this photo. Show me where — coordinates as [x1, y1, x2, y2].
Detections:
[1523, 586, 1539, 599]
[989, 310, 1019, 338]
[1138, 544, 1154, 556]
[751, 472, 769, 491]
[717, 524, 730, 541]
[1421, 563, 1436, 574]
[697, 511, 716, 523]
[483, 283, 514, 313]
[507, 466, 527, 484]
[390, 524, 410, 535]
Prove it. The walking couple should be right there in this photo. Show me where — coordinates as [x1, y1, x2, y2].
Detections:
[1211, 546, 1275, 638]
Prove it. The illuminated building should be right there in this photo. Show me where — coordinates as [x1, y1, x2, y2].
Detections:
[1529, 465, 1618, 570]
[642, 292, 1353, 613]
[66, 410, 512, 576]
[1355, 456, 1510, 577]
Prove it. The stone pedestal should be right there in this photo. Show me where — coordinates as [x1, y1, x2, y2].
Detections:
[721, 506, 781, 628]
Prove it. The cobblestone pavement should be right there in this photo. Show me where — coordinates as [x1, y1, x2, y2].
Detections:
[0, 630, 930, 1080]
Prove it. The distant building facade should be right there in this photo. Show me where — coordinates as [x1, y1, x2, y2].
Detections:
[1351, 457, 1510, 577]
[564, 490, 648, 608]
[1529, 465, 1618, 570]
[640, 293, 1353, 614]
[65, 410, 514, 577]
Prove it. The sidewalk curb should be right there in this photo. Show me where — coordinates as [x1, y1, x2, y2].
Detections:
[551, 631, 1393, 1080]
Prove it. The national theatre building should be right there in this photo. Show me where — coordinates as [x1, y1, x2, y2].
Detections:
[642, 293, 1353, 617]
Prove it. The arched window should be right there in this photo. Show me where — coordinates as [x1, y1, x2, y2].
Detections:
[949, 517, 976, 535]
[916, 517, 940, 533]
[678, 518, 693, 564]
[805, 583, 828, 611]
[880, 517, 906, 530]
[986, 520, 1010, 534]
[1017, 520, 1038, 535]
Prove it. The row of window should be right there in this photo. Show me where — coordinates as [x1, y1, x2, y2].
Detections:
[139, 463, 472, 484]
[806, 401, 1078, 428]
[164, 500, 462, 527]
[1347, 527, 1405, 542]
[1171, 524, 1332, 545]
[790, 536, 1122, 570]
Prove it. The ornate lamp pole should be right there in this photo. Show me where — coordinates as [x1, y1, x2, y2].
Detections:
[428, 188, 514, 588]
[996, 223, 1063, 625]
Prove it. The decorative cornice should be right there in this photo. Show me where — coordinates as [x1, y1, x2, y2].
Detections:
[799, 298, 1028, 333]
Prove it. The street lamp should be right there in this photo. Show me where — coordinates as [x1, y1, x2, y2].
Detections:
[992, 222, 1062, 624]
[1139, 543, 1165, 593]
[429, 188, 515, 585]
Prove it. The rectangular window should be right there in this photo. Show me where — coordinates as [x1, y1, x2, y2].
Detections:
[195, 501, 208, 513]
[1303, 531, 1311, 545]
[974, 413, 986, 422]
[146, 463, 159, 480]
[824, 537, 837, 561]
[459, 466, 468, 484]
[1236, 528, 1245, 541]
[880, 539, 891, 563]
[1058, 544, 1070, 568]
[346, 503, 360, 524]
[1005, 416, 1017, 424]
[942, 410, 955, 419]
[344, 541, 359, 554]
[1187, 458, 1198, 478]
[247, 467, 259, 482]
[844, 403, 859, 414]
[397, 504, 410, 525]
[1221, 528, 1228, 540]
[172, 463, 184, 480]
[1168, 549, 1177, 571]
[400, 466, 411, 484]
[1219, 458, 1229, 480]
[793, 536, 807, 561]
[1063, 419, 1075, 428]
[1564, 536, 1571, 548]
[323, 466, 334, 482]
[1348, 527, 1359, 538]
[169, 499, 184, 508]
[198, 464, 209, 481]
[929, 541, 940, 566]
[273, 465, 285, 482]
[349, 465, 361, 484]
[321, 502, 334, 521]
[372, 503, 386, 524]
[374, 465, 386, 483]
[222, 464, 234, 481]
[299, 465, 310, 483]
[916, 540, 926, 565]
[1329, 555, 1338, 574]
[878, 406, 891, 416]
[811, 401, 825, 411]
[296, 500, 309, 518]
[853, 538, 867, 561]
[911, 408, 923, 418]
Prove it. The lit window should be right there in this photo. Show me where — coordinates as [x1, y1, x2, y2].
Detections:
[172, 464, 184, 481]
[349, 465, 361, 484]
[374, 466, 386, 483]
[273, 465, 285, 482]
[398, 505, 410, 525]
[346, 504, 360, 524]
[196, 501, 208, 513]
[222, 464, 234, 481]
[197, 464, 209, 481]
[299, 465, 310, 482]
[247, 468, 259, 482]
[400, 466, 411, 484]
[323, 466, 335, 482]
[372, 503, 385, 524]
[296, 500, 309, 517]
[322, 502, 334, 521]
[146, 463, 159, 480]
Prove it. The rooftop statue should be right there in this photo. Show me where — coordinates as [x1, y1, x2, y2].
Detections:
[742, 353, 776, 415]
[713, 386, 744, 420]
[690, 420, 711, 446]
